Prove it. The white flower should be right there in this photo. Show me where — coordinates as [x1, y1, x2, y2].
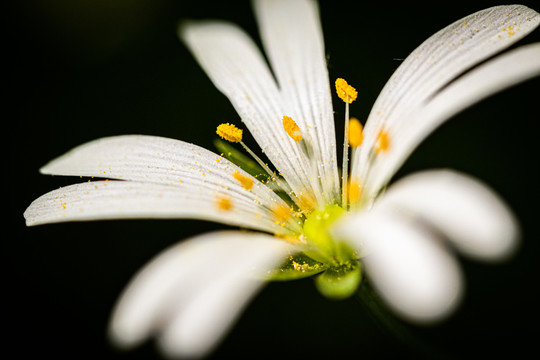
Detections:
[24, 0, 539, 358]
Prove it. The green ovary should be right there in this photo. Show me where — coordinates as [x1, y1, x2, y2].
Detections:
[273, 204, 363, 300]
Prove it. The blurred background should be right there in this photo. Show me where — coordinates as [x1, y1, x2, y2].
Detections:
[7, 0, 539, 358]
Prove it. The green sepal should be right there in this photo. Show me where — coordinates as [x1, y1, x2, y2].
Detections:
[266, 253, 328, 281]
[315, 261, 362, 300]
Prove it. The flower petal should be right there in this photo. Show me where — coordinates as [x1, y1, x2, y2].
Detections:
[364, 43, 540, 196]
[28, 135, 300, 233]
[334, 210, 463, 323]
[353, 5, 539, 197]
[24, 180, 299, 235]
[180, 20, 320, 205]
[109, 231, 293, 358]
[377, 170, 520, 261]
[253, 0, 340, 203]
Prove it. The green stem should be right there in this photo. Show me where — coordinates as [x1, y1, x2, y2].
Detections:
[356, 282, 451, 359]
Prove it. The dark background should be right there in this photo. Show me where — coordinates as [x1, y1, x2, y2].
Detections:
[7, 0, 539, 358]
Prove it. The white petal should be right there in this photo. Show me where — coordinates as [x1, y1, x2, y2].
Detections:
[24, 180, 299, 235]
[180, 20, 318, 204]
[40, 135, 275, 203]
[29, 135, 300, 233]
[109, 231, 293, 358]
[253, 0, 340, 203]
[366, 43, 540, 195]
[353, 5, 539, 196]
[377, 170, 520, 261]
[334, 211, 463, 323]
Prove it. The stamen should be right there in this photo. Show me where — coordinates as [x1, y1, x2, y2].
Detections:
[336, 77, 358, 207]
[215, 196, 233, 211]
[348, 118, 364, 147]
[282, 116, 303, 141]
[335, 78, 357, 104]
[216, 123, 243, 143]
[233, 170, 254, 190]
[214, 122, 309, 212]
[375, 129, 390, 153]
[282, 115, 325, 209]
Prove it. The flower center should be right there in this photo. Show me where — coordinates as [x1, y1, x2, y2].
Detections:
[302, 204, 357, 263]
[301, 204, 362, 299]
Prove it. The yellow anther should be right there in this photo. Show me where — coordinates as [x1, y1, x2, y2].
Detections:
[282, 116, 303, 141]
[233, 170, 254, 190]
[216, 123, 243, 143]
[348, 117, 364, 147]
[272, 204, 292, 224]
[375, 129, 390, 153]
[215, 196, 233, 211]
[347, 178, 363, 204]
[335, 78, 357, 103]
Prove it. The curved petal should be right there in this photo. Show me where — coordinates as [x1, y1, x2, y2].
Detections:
[39, 135, 280, 205]
[180, 20, 320, 206]
[353, 5, 539, 196]
[334, 210, 463, 323]
[108, 231, 293, 358]
[23, 180, 300, 235]
[377, 170, 520, 261]
[253, 0, 340, 203]
[364, 43, 540, 196]
[28, 135, 300, 233]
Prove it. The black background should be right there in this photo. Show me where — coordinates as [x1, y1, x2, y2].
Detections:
[7, 0, 539, 358]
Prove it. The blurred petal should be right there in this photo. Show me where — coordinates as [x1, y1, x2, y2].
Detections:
[353, 5, 539, 197]
[334, 211, 463, 323]
[109, 231, 293, 358]
[180, 20, 318, 204]
[24, 180, 299, 235]
[254, 0, 340, 203]
[378, 170, 520, 261]
[366, 43, 540, 195]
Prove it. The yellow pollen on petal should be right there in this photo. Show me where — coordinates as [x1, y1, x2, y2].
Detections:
[335, 78, 357, 103]
[215, 196, 233, 211]
[375, 129, 390, 153]
[292, 261, 311, 272]
[233, 170, 254, 190]
[216, 123, 243, 143]
[348, 117, 364, 147]
[282, 116, 303, 141]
